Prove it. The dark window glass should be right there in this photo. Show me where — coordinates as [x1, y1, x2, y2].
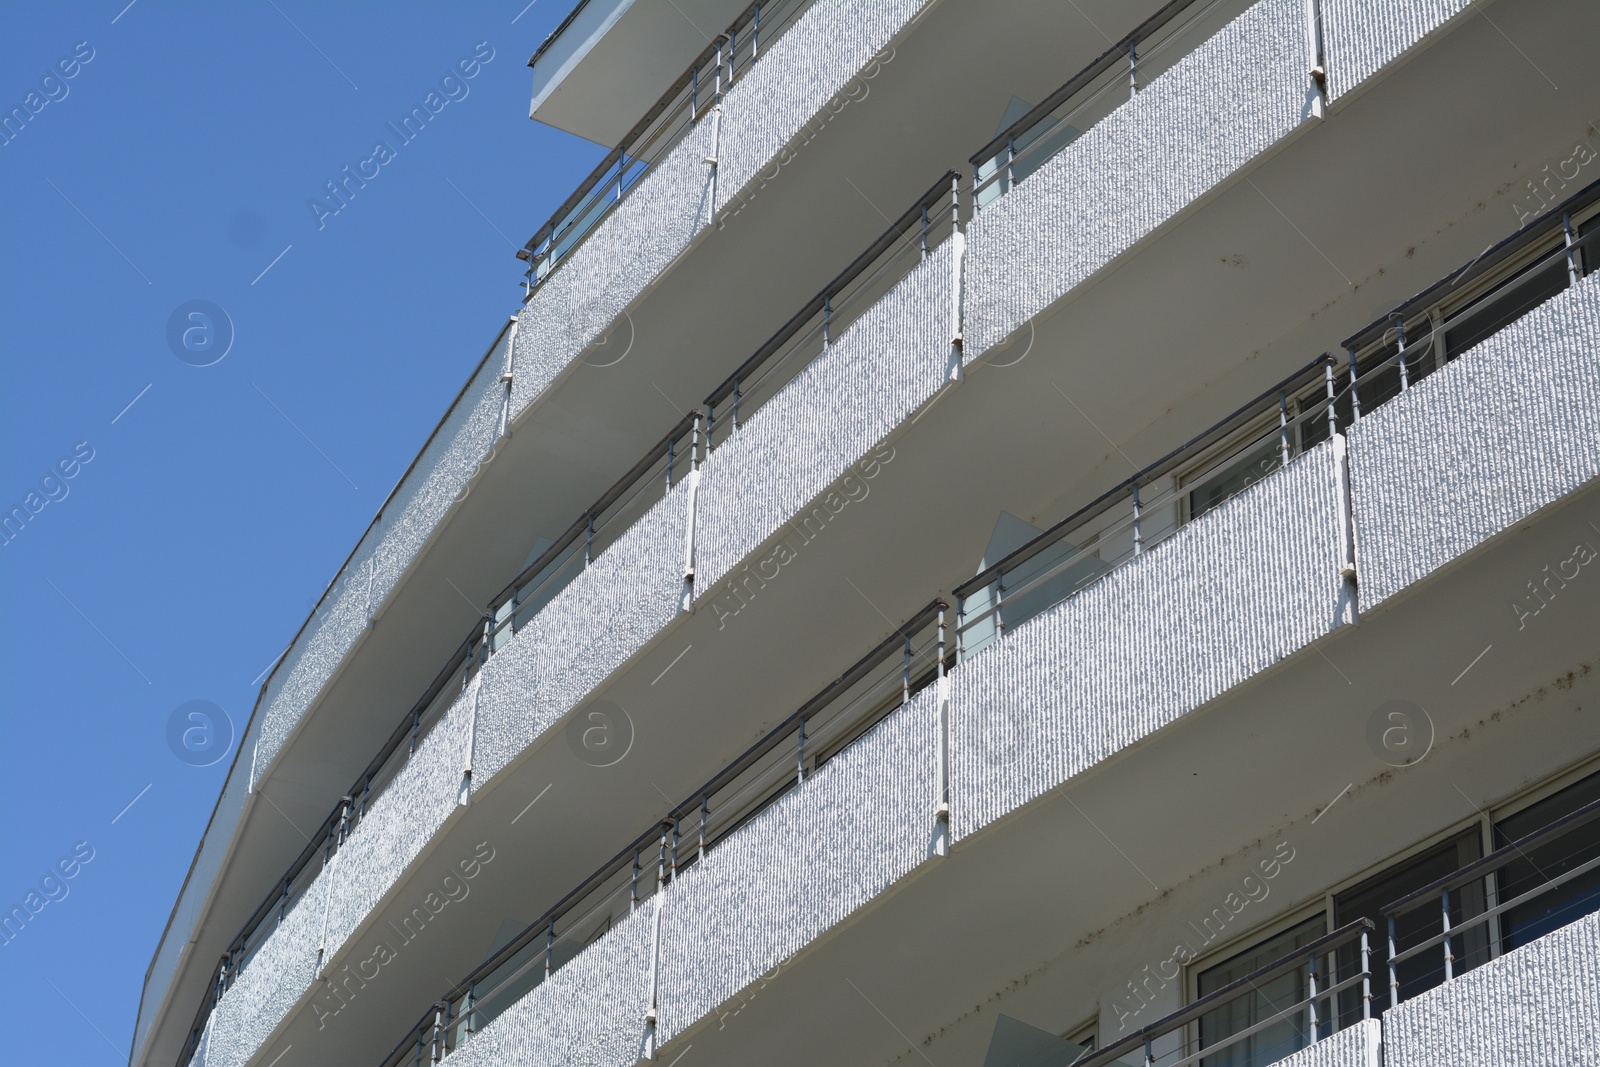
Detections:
[1197, 916, 1325, 1067]
[1494, 769, 1600, 952]
[1332, 830, 1484, 1024]
[1443, 254, 1568, 358]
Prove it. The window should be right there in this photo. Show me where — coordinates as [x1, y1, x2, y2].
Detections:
[1332, 829, 1485, 1020]
[1195, 915, 1325, 1067]
[1494, 768, 1600, 952]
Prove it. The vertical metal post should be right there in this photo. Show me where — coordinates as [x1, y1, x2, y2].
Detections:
[1128, 39, 1139, 97]
[1279, 390, 1292, 465]
[465, 982, 476, 1037]
[361, 774, 371, 818]
[277, 880, 289, 926]
[1307, 951, 1320, 1036]
[796, 719, 806, 787]
[691, 409, 703, 471]
[1006, 134, 1015, 192]
[822, 294, 831, 346]
[752, 4, 760, 59]
[951, 171, 960, 233]
[691, 66, 698, 125]
[410, 708, 421, 759]
[584, 513, 595, 566]
[1131, 482, 1143, 555]
[665, 438, 675, 492]
[671, 817, 680, 881]
[1324, 356, 1338, 439]
[1387, 914, 1399, 1010]
[1360, 929, 1372, 1021]
[1143, 1037, 1153, 1067]
[902, 633, 913, 706]
[936, 605, 947, 678]
[631, 849, 641, 913]
[956, 595, 966, 661]
[656, 822, 669, 890]
[715, 37, 724, 100]
[994, 577, 1006, 636]
[544, 919, 555, 980]
[699, 797, 708, 863]
[732, 381, 741, 430]
[1393, 315, 1410, 392]
[1346, 348, 1362, 421]
[1564, 212, 1581, 284]
[1441, 888, 1454, 982]
[920, 203, 929, 260]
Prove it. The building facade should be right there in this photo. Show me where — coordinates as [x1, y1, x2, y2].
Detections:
[134, 1, 1600, 1066]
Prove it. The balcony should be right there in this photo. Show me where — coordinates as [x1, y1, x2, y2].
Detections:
[342, 192, 1598, 1067]
[170, 0, 1600, 1059]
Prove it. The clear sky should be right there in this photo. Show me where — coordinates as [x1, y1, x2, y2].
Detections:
[0, 3, 601, 1062]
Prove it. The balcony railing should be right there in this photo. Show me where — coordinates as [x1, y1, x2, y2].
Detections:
[954, 177, 1599, 662]
[1380, 794, 1600, 1010]
[968, 0, 1240, 212]
[378, 600, 948, 1067]
[177, 163, 974, 1064]
[517, 0, 814, 295]
[703, 171, 963, 447]
[1080, 920, 1376, 1067]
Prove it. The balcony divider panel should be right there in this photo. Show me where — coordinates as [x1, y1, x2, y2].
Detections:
[962, 0, 1311, 360]
[435, 902, 656, 1067]
[1381, 910, 1600, 1067]
[656, 686, 941, 1044]
[951, 438, 1346, 840]
[471, 478, 693, 785]
[1346, 271, 1600, 609]
[693, 239, 955, 594]
[1320, 0, 1472, 102]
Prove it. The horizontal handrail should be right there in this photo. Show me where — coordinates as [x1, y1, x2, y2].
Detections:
[954, 354, 1334, 602]
[1342, 177, 1599, 353]
[968, 0, 1199, 170]
[1079, 919, 1375, 1067]
[1383, 795, 1600, 919]
[518, 0, 811, 289]
[703, 170, 960, 414]
[379, 599, 946, 1067]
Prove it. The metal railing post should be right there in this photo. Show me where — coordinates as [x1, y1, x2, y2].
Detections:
[699, 797, 708, 863]
[1441, 887, 1454, 982]
[1564, 212, 1581, 284]
[921, 203, 929, 260]
[1006, 134, 1016, 192]
[631, 849, 641, 913]
[1131, 482, 1143, 555]
[671, 816, 680, 881]
[822, 294, 831, 347]
[1393, 315, 1410, 391]
[1387, 914, 1399, 1010]
[796, 718, 806, 786]
[665, 437, 675, 492]
[1128, 39, 1139, 97]
[465, 982, 476, 1037]
[936, 605, 947, 677]
[1279, 390, 1292, 465]
[752, 3, 760, 59]
[1307, 951, 1320, 1036]
[584, 513, 595, 566]
[955, 594, 966, 661]
[1323, 356, 1338, 439]
[544, 918, 555, 980]
[691, 66, 698, 125]
[1346, 348, 1361, 421]
[902, 633, 913, 706]
[1360, 929, 1372, 1021]
[732, 380, 741, 430]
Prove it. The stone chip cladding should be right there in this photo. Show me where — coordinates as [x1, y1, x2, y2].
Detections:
[963, 0, 1310, 358]
[1381, 909, 1600, 1067]
[693, 240, 954, 593]
[1347, 270, 1600, 609]
[951, 440, 1347, 839]
[1320, 0, 1473, 102]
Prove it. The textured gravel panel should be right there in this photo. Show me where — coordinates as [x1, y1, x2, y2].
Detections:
[199, 873, 328, 1067]
[964, 0, 1309, 358]
[1383, 910, 1600, 1067]
[441, 903, 654, 1067]
[252, 334, 506, 782]
[1273, 1020, 1382, 1067]
[509, 120, 716, 418]
[714, 0, 932, 206]
[471, 481, 691, 785]
[320, 686, 474, 960]
[1348, 272, 1600, 608]
[656, 689, 940, 1044]
[1321, 0, 1472, 101]
[693, 241, 953, 592]
[952, 442, 1345, 840]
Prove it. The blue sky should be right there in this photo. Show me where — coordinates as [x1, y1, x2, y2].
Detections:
[0, 3, 600, 1061]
